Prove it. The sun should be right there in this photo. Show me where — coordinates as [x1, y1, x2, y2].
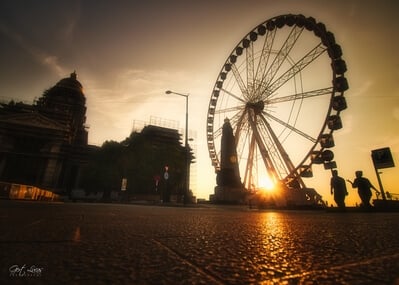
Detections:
[258, 175, 275, 191]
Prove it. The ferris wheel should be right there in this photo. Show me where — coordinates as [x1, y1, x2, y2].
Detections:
[206, 14, 348, 195]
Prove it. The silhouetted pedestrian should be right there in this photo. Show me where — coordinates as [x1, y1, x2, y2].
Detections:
[347, 170, 379, 208]
[330, 170, 348, 209]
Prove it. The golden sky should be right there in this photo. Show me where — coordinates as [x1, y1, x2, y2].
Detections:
[1, 0, 398, 204]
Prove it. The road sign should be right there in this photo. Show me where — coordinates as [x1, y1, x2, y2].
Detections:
[372, 147, 395, 169]
[121, 178, 127, 191]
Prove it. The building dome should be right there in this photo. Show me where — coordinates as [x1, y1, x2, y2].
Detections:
[37, 71, 86, 116]
[55, 71, 83, 93]
[36, 71, 88, 144]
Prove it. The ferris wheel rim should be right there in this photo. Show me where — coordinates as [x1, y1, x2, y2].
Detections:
[206, 14, 348, 189]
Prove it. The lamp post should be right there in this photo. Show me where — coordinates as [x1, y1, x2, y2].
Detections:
[165, 90, 190, 204]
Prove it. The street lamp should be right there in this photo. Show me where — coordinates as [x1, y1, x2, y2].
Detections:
[165, 90, 190, 204]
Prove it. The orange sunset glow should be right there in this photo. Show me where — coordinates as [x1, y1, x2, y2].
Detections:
[0, 0, 398, 206]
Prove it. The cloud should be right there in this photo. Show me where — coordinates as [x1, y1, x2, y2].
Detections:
[41, 55, 66, 77]
[83, 68, 196, 144]
[0, 22, 66, 77]
[350, 79, 373, 97]
[62, 10, 80, 43]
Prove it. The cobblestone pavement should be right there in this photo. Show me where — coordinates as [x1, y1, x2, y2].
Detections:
[1, 200, 399, 284]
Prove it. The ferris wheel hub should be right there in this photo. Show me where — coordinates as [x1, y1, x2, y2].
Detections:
[246, 101, 265, 114]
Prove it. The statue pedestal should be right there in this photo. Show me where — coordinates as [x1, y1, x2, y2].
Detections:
[212, 186, 247, 204]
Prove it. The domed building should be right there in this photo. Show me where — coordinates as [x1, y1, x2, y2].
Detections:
[0, 72, 93, 197]
[36, 71, 88, 145]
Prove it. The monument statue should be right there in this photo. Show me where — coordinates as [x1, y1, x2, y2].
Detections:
[213, 118, 246, 203]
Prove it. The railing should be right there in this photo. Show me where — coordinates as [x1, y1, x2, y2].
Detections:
[0, 182, 60, 201]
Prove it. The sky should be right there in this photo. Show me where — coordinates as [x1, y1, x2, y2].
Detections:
[1, 0, 398, 204]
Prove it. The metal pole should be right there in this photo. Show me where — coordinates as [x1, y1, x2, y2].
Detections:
[184, 95, 189, 204]
[165, 90, 190, 204]
[373, 165, 386, 200]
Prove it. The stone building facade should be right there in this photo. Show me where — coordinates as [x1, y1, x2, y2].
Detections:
[0, 72, 92, 195]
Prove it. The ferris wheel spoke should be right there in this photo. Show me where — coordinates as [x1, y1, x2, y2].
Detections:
[234, 109, 248, 145]
[213, 110, 245, 139]
[258, 114, 297, 176]
[229, 110, 247, 130]
[267, 43, 327, 97]
[242, 133, 256, 190]
[266, 87, 332, 104]
[253, 30, 277, 99]
[255, 124, 290, 181]
[230, 64, 250, 99]
[247, 112, 280, 181]
[263, 111, 317, 143]
[214, 105, 245, 115]
[260, 26, 304, 95]
[213, 126, 223, 140]
[246, 42, 255, 100]
[220, 87, 247, 103]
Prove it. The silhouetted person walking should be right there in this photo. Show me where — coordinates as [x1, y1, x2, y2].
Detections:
[330, 170, 348, 209]
[347, 170, 379, 208]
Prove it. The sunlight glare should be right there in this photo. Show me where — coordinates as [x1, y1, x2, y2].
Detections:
[259, 175, 275, 191]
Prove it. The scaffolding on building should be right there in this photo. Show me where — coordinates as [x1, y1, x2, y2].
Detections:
[131, 116, 198, 199]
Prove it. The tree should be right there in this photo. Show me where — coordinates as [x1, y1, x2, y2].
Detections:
[80, 126, 193, 202]
[81, 140, 123, 200]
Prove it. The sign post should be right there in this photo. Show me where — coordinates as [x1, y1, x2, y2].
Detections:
[121, 178, 128, 203]
[371, 147, 395, 200]
[163, 166, 169, 203]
